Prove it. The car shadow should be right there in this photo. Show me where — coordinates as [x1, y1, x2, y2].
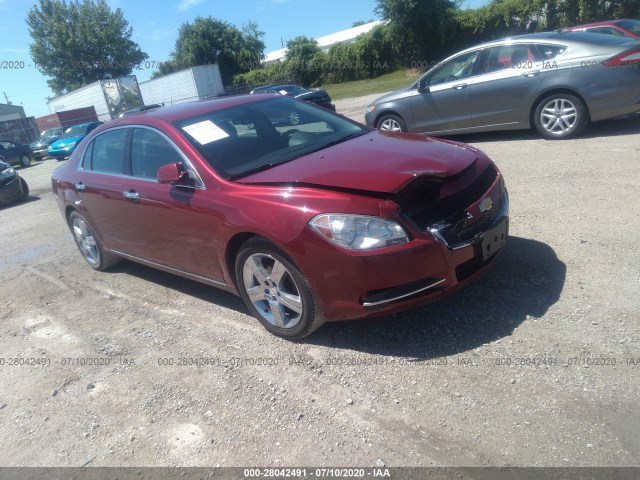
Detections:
[109, 261, 247, 313]
[445, 114, 640, 143]
[112, 236, 564, 357]
[0, 195, 41, 209]
[306, 236, 566, 360]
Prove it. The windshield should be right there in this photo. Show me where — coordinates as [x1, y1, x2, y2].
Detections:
[174, 96, 367, 180]
[62, 125, 87, 138]
[41, 128, 61, 139]
[618, 19, 640, 36]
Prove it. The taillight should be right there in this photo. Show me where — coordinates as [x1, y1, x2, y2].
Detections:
[603, 48, 640, 67]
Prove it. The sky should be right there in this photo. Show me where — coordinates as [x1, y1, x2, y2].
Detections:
[0, 0, 487, 119]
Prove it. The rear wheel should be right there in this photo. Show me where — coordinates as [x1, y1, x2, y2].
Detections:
[68, 211, 120, 271]
[20, 154, 31, 168]
[533, 93, 588, 139]
[235, 237, 325, 339]
[377, 114, 407, 133]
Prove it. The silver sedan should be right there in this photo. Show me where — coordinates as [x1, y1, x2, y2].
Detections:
[365, 31, 640, 139]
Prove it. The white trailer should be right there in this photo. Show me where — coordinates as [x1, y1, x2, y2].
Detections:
[47, 80, 112, 122]
[47, 76, 144, 122]
[139, 65, 224, 106]
[46, 65, 224, 121]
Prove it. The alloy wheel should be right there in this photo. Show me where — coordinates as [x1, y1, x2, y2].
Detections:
[72, 216, 100, 267]
[379, 118, 403, 132]
[242, 253, 303, 329]
[539, 98, 578, 136]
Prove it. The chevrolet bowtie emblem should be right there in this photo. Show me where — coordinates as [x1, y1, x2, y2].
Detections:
[479, 196, 493, 212]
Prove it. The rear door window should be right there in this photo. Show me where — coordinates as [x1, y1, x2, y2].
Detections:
[83, 129, 127, 174]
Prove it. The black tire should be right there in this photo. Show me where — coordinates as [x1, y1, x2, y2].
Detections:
[68, 211, 120, 271]
[376, 114, 408, 133]
[533, 93, 588, 139]
[19, 177, 29, 201]
[235, 237, 325, 339]
[20, 154, 31, 168]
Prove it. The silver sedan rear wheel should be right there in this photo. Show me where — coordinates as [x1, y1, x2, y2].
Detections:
[534, 93, 588, 139]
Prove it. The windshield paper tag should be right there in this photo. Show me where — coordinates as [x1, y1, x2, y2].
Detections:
[182, 120, 229, 145]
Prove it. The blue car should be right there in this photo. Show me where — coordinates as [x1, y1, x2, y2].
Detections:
[48, 122, 102, 159]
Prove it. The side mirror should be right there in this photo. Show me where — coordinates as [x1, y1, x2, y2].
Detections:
[417, 79, 430, 93]
[157, 162, 188, 184]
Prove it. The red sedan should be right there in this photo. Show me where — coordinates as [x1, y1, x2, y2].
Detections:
[52, 95, 508, 339]
[563, 19, 640, 39]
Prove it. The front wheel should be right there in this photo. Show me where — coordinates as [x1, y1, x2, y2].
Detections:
[68, 211, 120, 271]
[235, 237, 325, 339]
[377, 114, 407, 133]
[19, 177, 29, 201]
[533, 94, 588, 139]
[20, 154, 31, 168]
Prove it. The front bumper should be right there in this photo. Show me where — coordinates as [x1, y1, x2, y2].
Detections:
[364, 110, 375, 127]
[32, 147, 49, 159]
[287, 177, 508, 322]
[0, 173, 25, 205]
[48, 147, 75, 158]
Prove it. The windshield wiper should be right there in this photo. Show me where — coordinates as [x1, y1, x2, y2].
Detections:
[229, 162, 284, 180]
[317, 131, 367, 151]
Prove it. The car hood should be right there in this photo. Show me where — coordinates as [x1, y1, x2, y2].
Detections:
[370, 85, 415, 105]
[50, 135, 83, 149]
[238, 130, 479, 194]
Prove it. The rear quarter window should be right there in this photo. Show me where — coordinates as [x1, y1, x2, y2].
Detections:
[535, 44, 567, 59]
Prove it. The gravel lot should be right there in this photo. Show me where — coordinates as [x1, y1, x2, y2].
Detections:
[0, 95, 639, 471]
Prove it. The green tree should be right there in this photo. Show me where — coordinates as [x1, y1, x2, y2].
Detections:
[285, 36, 324, 86]
[156, 16, 265, 84]
[375, 0, 459, 63]
[27, 0, 147, 95]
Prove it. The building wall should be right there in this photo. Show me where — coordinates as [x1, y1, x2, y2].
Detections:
[36, 107, 99, 133]
[264, 20, 383, 64]
[0, 117, 39, 144]
[0, 103, 27, 122]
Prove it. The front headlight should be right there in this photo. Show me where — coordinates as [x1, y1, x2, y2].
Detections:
[365, 105, 376, 114]
[0, 167, 16, 180]
[309, 214, 409, 250]
[64, 142, 77, 150]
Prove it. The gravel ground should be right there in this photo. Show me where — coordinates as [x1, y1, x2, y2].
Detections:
[0, 95, 639, 471]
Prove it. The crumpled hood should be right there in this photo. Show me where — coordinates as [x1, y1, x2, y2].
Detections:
[238, 130, 479, 194]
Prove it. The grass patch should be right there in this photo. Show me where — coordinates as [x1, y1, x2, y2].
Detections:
[323, 69, 420, 101]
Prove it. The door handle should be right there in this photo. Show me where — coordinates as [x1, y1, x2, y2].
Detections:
[122, 190, 140, 202]
[75, 182, 86, 192]
[522, 70, 541, 77]
[452, 83, 467, 90]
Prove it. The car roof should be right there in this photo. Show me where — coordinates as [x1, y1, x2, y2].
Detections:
[564, 19, 628, 29]
[453, 30, 638, 54]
